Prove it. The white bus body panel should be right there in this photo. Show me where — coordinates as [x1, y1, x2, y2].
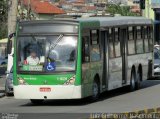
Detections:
[107, 53, 152, 90]
[14, 85, 82, 99]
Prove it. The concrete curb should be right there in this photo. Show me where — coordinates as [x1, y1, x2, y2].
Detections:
[0, 93, 5, 98]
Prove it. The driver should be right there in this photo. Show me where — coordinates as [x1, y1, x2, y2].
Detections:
[26, 50, 39, 65]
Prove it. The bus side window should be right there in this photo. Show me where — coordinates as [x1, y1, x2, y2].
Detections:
[147, 26, 153, 52]
[114, 28, 121, 57]
[136, 26, 144, 54]
[109, 28, 114, 58]
[82, 36, 90, 63]
[143, 26, 149, 53]
[90, 30, 100, 61]
[128, 26, 135, 55]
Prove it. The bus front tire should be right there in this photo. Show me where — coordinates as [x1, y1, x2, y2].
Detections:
[91, 80, 100, 101]
[30, 99, 44, 104]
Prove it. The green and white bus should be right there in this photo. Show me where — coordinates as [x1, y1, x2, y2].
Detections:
[14, 16, 153, 103]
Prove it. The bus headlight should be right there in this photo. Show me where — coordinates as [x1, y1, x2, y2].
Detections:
[64, 76, 75, 85]
[18, 77, 28, 85]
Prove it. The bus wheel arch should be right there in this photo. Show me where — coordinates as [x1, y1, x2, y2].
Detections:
[91, 74, 100, 101]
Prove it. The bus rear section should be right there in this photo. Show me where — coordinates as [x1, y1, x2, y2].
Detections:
[14, 20, 82, 100]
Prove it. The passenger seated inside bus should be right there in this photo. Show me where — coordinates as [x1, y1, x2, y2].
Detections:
[26, 50, 39, 65]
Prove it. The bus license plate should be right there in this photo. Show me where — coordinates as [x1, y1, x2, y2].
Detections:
[40, 87, 51, 92]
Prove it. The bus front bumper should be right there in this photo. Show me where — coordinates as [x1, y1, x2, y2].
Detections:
[14, 85, 82, 99]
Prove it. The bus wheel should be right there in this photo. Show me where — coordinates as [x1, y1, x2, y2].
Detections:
[30, 99, 44, 104]
[91, 80, 100, 101]
[130, 70, 136, 91]
[135, 71, 141, 90]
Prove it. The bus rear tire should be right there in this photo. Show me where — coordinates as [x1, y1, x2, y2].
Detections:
[91, 80, 100, 101]
[135, 70, 141, 90]
[30, 99, 44, 104]
[130, 70, 136, 91]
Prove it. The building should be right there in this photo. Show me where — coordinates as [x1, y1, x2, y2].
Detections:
[127, 0, 141, 14]
[18, 0, 65, 20]
[94, 0, 108, 13]
[144, 0, 160, 42]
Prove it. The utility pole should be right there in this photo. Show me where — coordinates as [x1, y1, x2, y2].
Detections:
[8, 0, 18, 37]
[7, 0, 18, 72]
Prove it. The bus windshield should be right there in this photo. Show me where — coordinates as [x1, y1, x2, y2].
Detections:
[17, 35, 77, 73]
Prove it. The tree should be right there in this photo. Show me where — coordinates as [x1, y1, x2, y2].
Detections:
[106, 4, 139, 16]
[0, 0, 8, 39]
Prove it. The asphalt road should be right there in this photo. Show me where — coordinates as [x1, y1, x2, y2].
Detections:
[0, 66, 6, 92]
[0, 79, 160, 115]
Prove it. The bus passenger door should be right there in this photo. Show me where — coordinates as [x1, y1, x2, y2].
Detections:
[108, 28, 123, 90]
[120, 28, 127, 84]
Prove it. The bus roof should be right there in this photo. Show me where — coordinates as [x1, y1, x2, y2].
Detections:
[19, 16, 152, 27]
[77, 16, 153, 27]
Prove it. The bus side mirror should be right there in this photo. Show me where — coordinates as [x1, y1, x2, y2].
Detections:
[7, 40, 12, 54]
[7, 33, 15, 54]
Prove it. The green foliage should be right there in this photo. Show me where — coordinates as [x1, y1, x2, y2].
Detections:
[106, 4, 139, 16]
[0, 0, 8, 39]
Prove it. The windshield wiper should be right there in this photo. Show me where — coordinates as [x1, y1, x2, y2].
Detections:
[47, 34, 64, 60]
[49, 34, 63, 50]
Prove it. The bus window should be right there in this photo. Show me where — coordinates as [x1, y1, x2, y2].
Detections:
[18, 36, 77, 72]
[136, 26, 142, 39]
[109, 28, 114, 58]
[90, 30, 99, 45]
[128, 27, 135, 55]
[148, 26, 153, 52]
[136, 26, 144, 54]
[144, 26, 148, 39]
[82, 36, 90, 62]
[114, 28, 121, 57]
[90, 45, 100, 61]
[147, 26, 153, 39]
[90, 30, 100, 61]
[18, 36, 46, 71]
[143, 26, 149, 52]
